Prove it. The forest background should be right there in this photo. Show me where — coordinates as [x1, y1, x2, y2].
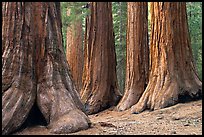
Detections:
[61, 2, 202, 92]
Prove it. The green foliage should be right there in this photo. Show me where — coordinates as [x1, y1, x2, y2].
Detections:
[60, 2, 90, 51]
[112, 2, 203, 92]
[186, 2, 202, 80]
[60, 2, 202, 93]
[112, 2, 127, 92]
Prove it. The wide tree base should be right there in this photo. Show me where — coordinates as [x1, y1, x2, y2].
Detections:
[116, 89, 143, 112]
[2, 78, 36, 135]
[49, 109, 91, 134]
[2, 2, 91, 135]
[131, 2, 203, 115]
[83, 93, 121, 115]
[130, 80, 202, 114]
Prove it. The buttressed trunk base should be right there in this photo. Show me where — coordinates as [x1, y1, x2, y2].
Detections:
[131, 2, 202, 114]
[116, 2, 149, 112]
[80, 2, 122, 115]
[2, 2, 90, 135]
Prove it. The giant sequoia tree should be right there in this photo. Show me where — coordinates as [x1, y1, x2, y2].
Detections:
[116, 2, 149, 111]
[66, 9, 83, 92]
[131, 2, 202, 114]
[2, 2, 90, 135]
[80, 2, 121, 114]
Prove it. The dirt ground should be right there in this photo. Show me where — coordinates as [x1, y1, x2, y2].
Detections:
[14, 100, 202, 135]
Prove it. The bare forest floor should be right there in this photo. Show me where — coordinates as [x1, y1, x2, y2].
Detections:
[14, 100, 202, 135]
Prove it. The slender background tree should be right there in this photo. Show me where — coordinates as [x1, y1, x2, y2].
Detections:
[2, 2, 202, 134]
[60, 2, 202, 93]
[66, 8, 83, 92]
[112, 2, 127, 92]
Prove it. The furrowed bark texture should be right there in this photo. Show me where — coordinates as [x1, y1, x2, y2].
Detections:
[117, 2, 149, 111]
[131, 2, 202, 114]
[2, 3, 37, 134]
[2, 2, 90, 135]
[80, 2, 122, 115]
[66, 17, 83, 92]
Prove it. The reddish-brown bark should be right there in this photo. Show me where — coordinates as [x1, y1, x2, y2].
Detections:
[116, 2, 149, 111]
[2, 2, 90, 135]
[66, 11, 83, 92]
[80, 2, 122, 114]
[131, 2, 202, 114]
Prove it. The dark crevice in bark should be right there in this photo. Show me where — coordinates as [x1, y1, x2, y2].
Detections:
[12, 101, 48, 134]
[178, 89, 202, 103]
[2, 2, 90, 135]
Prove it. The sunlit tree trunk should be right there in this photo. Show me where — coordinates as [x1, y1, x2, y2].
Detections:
[66, 11, 83, 92]
[80, 2, 122, 114]
[2, 2, 90, 135]
[131, 2, 202, 114]
[116, 2, 149, 111]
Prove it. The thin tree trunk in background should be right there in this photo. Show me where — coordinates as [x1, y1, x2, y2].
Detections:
[116, 2, 149, 111]
[119, 2, 122, 48]
[2, 2, 90, 135]
[131, 2, 202, 114]
[81, 2, 122, 115]
[119, 2, 126, 92]
[66, 10, 83, 92]
[188, 2, 198, 71]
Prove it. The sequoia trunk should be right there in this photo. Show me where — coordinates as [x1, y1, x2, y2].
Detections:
[66, 12, 83, 92]
[116, 2, 149, 111]
[2, 2, 90, 135]
[2, 2, 37, 134]
[131, 2, 202, 114]
[80, 2, 122, 114]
